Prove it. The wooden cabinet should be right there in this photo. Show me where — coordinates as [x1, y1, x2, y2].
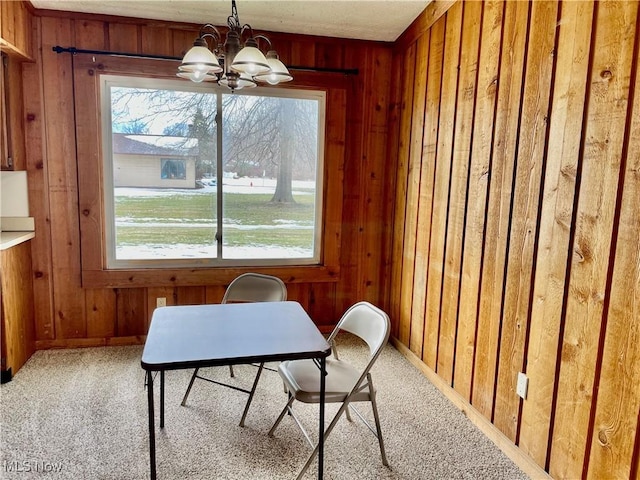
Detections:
[1, 0, 32, 171]
[1, 241, 35, 382]
[1, 52, 12, 170]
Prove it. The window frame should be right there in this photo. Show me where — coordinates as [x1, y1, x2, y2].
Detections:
[101, 74, 326, 269]
[74, 54, 345, 287]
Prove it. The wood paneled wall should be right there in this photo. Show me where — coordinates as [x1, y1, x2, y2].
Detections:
[19, 9, 394, 346]
[389, 1, 640, 478]
[8, 0, 640, 477]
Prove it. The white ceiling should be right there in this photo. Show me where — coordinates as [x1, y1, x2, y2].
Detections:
[29, 0, 430, 42]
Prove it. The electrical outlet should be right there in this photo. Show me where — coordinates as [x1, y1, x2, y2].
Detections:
[156, 297, 167, 308]
[516, 372, 528, 399]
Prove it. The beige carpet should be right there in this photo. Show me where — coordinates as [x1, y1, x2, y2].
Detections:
[0, 334, 529, 479]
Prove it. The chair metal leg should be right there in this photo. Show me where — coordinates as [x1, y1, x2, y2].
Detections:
[345, 403, 353, 422]
[295, 401, 350, 480]
[268, 394, 296, 436]
[229, 365, 235, 377]
[239, 363, 264, 427]
[368, 376, 388, 466]
[180, 368, 200, 406]
[290, 384, 389, 478]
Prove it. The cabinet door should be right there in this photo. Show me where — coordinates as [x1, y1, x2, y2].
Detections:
[1, 52, 13, 170]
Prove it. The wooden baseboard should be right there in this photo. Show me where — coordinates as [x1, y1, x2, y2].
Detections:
[390, 337, 551, 480]
[35, 336, 146, 350]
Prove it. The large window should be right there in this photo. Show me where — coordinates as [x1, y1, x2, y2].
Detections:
[101, 75, 325, 269]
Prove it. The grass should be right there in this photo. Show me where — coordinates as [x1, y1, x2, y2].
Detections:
[114, 190, 316, 250]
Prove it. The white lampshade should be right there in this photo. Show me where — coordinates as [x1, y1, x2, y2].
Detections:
[219, 73, 257, 90]
[180, 44, 222, 75]
[231, 45, 270, 75]
[254, 51, 293, 85]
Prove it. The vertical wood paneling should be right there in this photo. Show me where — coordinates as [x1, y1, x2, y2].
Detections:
[204, 285, 227, 305]
[586, 30, 640, 477]
[115, 288, 147, 336]
[108, 23, 139, 52]
[86, 288, 116, 338]
[493, 0, 558, 441]
[339, 44, 392, 316]
[338, 45, 365, 319]
[307, 282, 337, 328]
[360, 47, 393, 309]
[40, 17, 86, 339]
[14, 1, 640, 476]
[321, 87, 346, 300]
[289, 39, 316, 67]
[22, 19, 55, 341]
[392, 0, 640, 477]
[176, 286, 206, 305]
[282, 283, 309, 311]
[141, 25, 171, 56]
[519, 0, 594, 466]
[384, 51, 403, 334]
[171, 29, 195, 58]
[550, 2, 639, 477]
[19, 8, 380, 352]
[390, 43, 416, 346]
[74, 19, 106, 49]
[74, 31, 105, 274]
[422, 2, 463, 370]
[411, 18, 444, 362]
[453, 0, 503, 399]
[437, 0, 482, 384]
[472, 0, 529, 418]
[403, 32, 429, 357]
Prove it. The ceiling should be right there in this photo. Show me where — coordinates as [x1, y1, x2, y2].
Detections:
[29, 0, 430, 42]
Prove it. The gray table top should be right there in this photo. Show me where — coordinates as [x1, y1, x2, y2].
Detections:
[141, 301, 331, 371]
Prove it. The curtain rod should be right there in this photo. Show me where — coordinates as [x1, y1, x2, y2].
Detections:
[52, 46, 359, 76]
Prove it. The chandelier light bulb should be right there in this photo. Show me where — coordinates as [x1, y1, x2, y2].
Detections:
[266, 74, 280, 85]
[191, 69, 206, 82]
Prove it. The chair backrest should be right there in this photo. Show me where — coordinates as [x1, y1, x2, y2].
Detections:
[328, 301, 390, 359]
[222, 273, 287, 304]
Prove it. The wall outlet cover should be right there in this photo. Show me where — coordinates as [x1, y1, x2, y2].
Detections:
[516, 372, 528, 399]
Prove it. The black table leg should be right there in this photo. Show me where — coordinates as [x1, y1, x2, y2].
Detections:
[147, 371, 156, 480]
[160, 370, 165, 429]
[318, 356, 326, 480]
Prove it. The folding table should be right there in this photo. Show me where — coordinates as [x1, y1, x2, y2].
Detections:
[141, 301, 331, 479]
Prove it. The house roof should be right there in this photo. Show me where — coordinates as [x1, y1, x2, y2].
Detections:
[112, 134, 199, 157]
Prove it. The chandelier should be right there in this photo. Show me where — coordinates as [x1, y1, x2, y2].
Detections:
[177, 0, 293, 91]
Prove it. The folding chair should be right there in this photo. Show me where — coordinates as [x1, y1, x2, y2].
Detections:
[268, 301, 390, 479]
[180, 273, 287, 426]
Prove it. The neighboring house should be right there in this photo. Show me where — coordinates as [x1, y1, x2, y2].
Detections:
[112, 133, 199, 189]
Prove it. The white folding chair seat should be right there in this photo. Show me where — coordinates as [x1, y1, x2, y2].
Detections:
[180, 273, 287, 426]
[269, 301, 390, 479]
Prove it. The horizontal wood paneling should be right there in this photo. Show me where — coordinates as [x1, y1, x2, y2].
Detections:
[390, 0, 640, 478]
